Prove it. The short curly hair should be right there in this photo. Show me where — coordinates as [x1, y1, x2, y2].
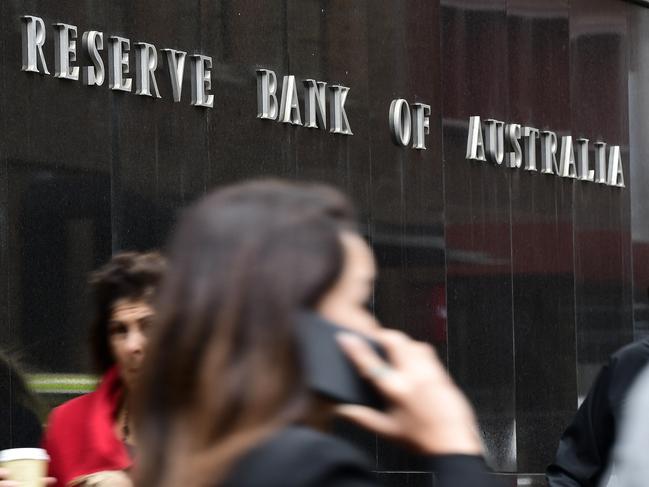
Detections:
[89, 251, 167, 372]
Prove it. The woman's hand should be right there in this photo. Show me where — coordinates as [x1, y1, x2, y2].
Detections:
[69, 471, 132, 487]
[0, 468, 56, 486]
[335, 330, 483, 456]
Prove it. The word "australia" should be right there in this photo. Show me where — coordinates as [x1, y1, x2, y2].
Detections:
[465, 116, 624, 188]
[20, 15, 214, 107]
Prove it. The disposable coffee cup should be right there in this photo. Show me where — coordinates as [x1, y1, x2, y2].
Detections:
[0, 448, 50, 486]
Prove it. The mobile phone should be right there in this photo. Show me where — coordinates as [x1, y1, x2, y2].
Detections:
[295, 311, 387, 410]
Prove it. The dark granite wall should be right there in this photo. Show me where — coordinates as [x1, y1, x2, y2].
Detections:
[1, 1, 647, 483]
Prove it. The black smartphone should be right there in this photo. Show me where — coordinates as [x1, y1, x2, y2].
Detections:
[295, 311, 387, 410]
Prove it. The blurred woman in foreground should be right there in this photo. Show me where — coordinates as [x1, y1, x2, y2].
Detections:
[135, 180, 500, 487]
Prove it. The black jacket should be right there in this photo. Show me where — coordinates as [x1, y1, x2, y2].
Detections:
[223, 425, 501, 487]
[546, 338, 649, 486]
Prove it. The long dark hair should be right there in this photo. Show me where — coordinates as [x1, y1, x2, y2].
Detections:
[135, 180, 356, 487]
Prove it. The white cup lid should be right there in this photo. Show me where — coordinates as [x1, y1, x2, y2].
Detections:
[0, 448, 50, 462]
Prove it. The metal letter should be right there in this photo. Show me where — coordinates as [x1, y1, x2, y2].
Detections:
[303, 79, 327, 129]
[594, 142, 607, 184]
[108, 36, 132, 92]
[82, 31, 105, 86]
[540, 131, 559, 175]
[329, 85, 353, 135]
[484, 119, 505, 165]
[53, 23, 79, 80]
[278, 76, 302, 125]
[162, 49, 186, 103]
[559, 136, 577, 178]
[190, 55, 214, 108]
[522, 126, 539, 171]
[607, 146, 625, 188]
[411, 103, 430, 150]
[575, 138, 593, 181]
[256, 69, 278, 120]
[134, 42, 161, 98]
[21, 15, 49, 74]
[466, 116, 486, 161]
[389, 99, 411, 147]
[504, 123, 522, 168]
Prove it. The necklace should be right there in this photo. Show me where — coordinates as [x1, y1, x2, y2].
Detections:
[121, 404, 130, 442]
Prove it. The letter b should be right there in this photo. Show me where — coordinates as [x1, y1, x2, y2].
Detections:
[256, 69, 278, 120]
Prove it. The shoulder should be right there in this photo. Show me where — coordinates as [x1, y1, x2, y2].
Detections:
[47, 391, 97, 425]
[611, 337, 649, 366]
[265, 425, 371, 460]
[45, 369, 121, 438]
[46, 369, 119, 427]
[44, 391, 99, 443]
[605, 338, 649, 406]
[609, 338, 649, 384]
[225, 426, 375, 487]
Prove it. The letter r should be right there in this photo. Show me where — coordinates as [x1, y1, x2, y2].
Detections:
[21, 15, 50, 74]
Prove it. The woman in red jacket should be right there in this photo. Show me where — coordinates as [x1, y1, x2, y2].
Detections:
[42, 252, 166, 487]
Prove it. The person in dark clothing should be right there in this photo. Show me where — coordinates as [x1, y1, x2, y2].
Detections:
[0, 351, 42, 450]
[223, 425, 494, 487]
[0, 352, 57, 486]
[134, 179, 502, 487]
[613, 359, 649, 486]
[546, 337, 649, 486]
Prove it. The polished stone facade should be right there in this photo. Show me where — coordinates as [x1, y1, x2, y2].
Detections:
[1, 1, 648, 483]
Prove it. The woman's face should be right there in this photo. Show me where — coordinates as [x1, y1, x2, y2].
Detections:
[108, 298, 154, 391]
[317, 232, 380, 335]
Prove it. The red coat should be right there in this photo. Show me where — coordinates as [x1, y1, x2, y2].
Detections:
[42, 367, 132, 486]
